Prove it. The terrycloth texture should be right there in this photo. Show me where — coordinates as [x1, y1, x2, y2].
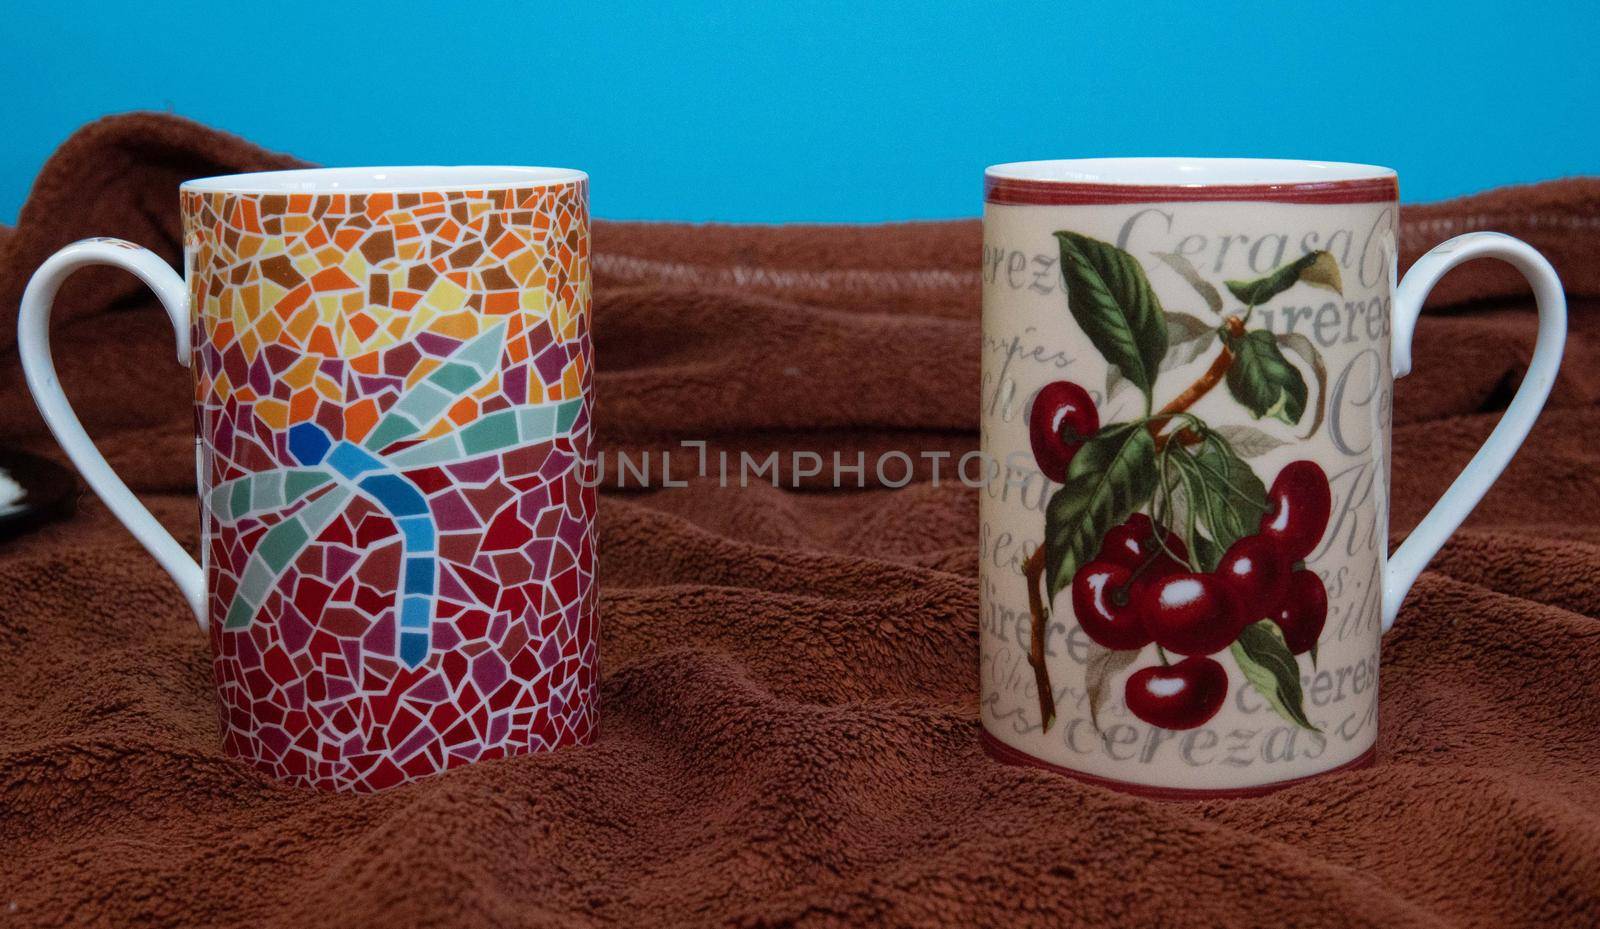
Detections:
[1, 113, 1599, 928]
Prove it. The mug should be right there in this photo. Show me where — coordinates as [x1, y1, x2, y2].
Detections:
[978, 158, 1565, 796]
[18, 167, 598, 792]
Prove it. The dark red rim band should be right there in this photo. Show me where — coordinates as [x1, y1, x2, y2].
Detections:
[980, 728, 1377, 800]
[985, 174, 1398, 206]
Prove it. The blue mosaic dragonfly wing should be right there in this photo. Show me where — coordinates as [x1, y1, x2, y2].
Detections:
[361, 321, 509, 453]
[208, 468, 335, 524]
[385, 398, 585, 469]
[222, 484, 354, 630]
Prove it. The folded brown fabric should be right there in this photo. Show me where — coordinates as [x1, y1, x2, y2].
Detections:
[0, 113, 1598, 928]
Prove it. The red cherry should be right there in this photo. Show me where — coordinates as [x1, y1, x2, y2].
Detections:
[1138, 572, 1242, 656]
[1125, 657, 1228, 730]
[1214, 534, 1291, 624]
[1071, 560, 1152, 650]
[1130, 551, 1187, 605]
[1259, 461, 1332, 562]
[1096, 514, 1188, 571]
[1028, 381, 1099, 483]
[1272, 570, 1328, 654]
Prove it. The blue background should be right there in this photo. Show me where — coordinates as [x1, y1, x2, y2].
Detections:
[2, 0, 1596, 225]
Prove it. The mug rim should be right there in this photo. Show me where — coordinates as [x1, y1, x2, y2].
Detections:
[181, 165, 587, 195]
[985, 157, 1398, 205]
[985, 157, 1396, 185]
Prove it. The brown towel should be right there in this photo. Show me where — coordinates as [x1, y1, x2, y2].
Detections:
[1, 113, 1598, 929]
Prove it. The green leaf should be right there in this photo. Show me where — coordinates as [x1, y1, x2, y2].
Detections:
[1160, 312, 1220, 373]
[1208, 424, 1289, 459]
[1044, 423, 1159, 597]
[1297, 251, 1344, 294]
[1193, 438, 1268, 550]
[1154, 445, 1227, 572]
[1276, 332, 1328, 439]
[1166, 435, 1268, 567]
[1153, 252, 1223, 313]
[1231, 620, 1318, 731]
[1225, 329, 1308, 425]
[1191, 534, 1224, 573]
[1054, 232, 1169, 403]
[1224, 250, 1344, 306]
[1104, 364, 1132, 402]
[1084, 644, 1142, 732]
[1152, 450, 1194, 561]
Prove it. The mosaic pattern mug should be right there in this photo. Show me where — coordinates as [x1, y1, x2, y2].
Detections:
[979, 159, 1565, 796]
[19, 167, 597, 792]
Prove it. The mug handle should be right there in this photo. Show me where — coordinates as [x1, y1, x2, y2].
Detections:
[1383, 232, 1566, 631]
[17, 237, 207, 629]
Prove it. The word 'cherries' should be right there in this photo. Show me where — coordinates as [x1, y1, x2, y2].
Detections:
[1028, 381, 1099, 484]
[1125, 657, 1229, 730]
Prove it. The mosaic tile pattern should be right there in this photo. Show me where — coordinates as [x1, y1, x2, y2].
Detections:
[181, 181, 595, 792]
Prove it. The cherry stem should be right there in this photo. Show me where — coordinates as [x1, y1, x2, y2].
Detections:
[1146, 316, 1245, 450]
[1124, 546, 1165, 589]
[1156, 645, 1172, 667]
[1022, 546, 1056, 731]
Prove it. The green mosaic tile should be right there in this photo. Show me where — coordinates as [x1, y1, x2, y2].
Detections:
[258, 517, 311, 572]
[285, 469, 331, 503]
[460, 412, 518, 456]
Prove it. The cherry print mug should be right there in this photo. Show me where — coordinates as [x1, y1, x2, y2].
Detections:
[18, 167, 598, 792]
[978, 158, 1566, 796]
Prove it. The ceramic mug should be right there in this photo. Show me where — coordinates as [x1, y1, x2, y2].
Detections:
[978, 158, 1565, 796]
[19, 167, 598, 792]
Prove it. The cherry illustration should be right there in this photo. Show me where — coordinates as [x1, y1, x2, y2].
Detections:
[1125, 656, 1229, 730]
[1130, 551, 1187, 605]
[1028, 381, 1099, 483]
[1259, 460, 1332, 562]
[1214, 534, 1291, 624]
[1071, 560, 1153, 650]
[1097, 513, 1188, 571]
[1272, 569, 1328, 654]
[1138, 572, 1242, 656]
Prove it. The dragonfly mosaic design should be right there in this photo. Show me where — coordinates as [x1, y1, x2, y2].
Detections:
[207, 320, 582, 668]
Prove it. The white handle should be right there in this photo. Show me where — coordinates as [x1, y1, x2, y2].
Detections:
[18, 238, 206, 629]
[1383, 232, 1566, 631]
